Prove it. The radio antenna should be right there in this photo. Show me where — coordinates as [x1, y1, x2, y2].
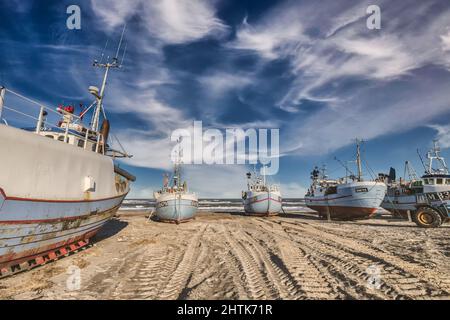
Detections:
[99, 39, 109, 64]
[120, 42, 127, 67]
[115, 24, 126, 60]
[91, 25, 126, 132]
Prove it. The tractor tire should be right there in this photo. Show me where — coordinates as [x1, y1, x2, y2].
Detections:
[413, 207, 443, 228]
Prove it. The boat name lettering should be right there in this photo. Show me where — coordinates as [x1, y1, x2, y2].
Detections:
[426, 191, 450, 202]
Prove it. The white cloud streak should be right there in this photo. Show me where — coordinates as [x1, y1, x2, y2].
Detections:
[227, 0, 450, 155]
[429, 124, 450, 149]
[90, 0, 228, 44]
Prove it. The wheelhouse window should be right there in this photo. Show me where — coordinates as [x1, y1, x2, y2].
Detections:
[412, 180, 423, 187]
[436, 178, 443, 185]
[446, 179, 450, 185]
[325, 186, 337, 195]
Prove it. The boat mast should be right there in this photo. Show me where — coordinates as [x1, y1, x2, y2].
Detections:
[427, 140, 448, 174]
[321, 164, 327, 180]
[262, 165, 266, 187]
[404, 160, 418, 181]
[91, 26, 126, 132]
[0, 86, 5, 119]
[356, 138, 363, 181]
[173, 138, 183, 188]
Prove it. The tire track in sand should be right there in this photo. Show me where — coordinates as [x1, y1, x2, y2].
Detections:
[249, 218, 338, 299]
[182, 225, 241, 299]
[158, 224, 207, 299]
[257, 219, 394, 299]
[220, 223, 276, 299]
[278, 220, 449, 299]
[128, 246, 178, 299]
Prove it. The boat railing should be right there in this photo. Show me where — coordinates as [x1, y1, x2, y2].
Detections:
[0, 86, 106, 154]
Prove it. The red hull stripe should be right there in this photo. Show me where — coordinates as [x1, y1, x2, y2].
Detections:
[0, 186, 126, 203]
[248, 197, 281, 204]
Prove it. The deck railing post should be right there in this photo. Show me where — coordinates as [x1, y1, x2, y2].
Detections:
[0, 86, 5, 119]
[84, 129, 89, 149]
[64, 120, 70, 143]
[36, 106, 45, 134]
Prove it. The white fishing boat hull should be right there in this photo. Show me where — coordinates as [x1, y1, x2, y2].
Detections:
[154, 192, 198, 223]
[0, 125, 131, 274]
[243, 190, 282, 216]
[305, 181, 386, 220]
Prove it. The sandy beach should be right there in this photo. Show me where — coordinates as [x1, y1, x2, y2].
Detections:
[0, 210, 449, 300]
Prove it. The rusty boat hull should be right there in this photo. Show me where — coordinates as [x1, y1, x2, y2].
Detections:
[0, 124, 132, 277]
[0, 189, 126, 275]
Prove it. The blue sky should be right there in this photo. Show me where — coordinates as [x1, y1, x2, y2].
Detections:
[1, 0, 450, 198]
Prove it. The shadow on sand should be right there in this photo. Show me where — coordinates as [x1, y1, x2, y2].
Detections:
[278, 211, 450, 229]
[92, 218, 129, 243]
[278, 212, 319, 220]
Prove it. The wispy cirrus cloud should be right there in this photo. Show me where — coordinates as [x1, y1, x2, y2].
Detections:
[225, 0, 450, 156]
[429, 124, 450, 149]
[198, 71, 253, 98]
[2, 0, 449, 198]
[228, 9, 306, 60]
[442, 30, 450, 51]
[90, 0, 228, 44]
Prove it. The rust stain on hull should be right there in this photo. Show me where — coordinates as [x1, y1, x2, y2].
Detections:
[0, 204, 121, 275]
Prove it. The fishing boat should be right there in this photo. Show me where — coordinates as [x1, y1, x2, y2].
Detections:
[153, 145, 198, 223]
[381, 140, 450, 222]
[242, 166, 282, 216]
[304, 140, 386, 220]
[0, 36, 135, 277]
